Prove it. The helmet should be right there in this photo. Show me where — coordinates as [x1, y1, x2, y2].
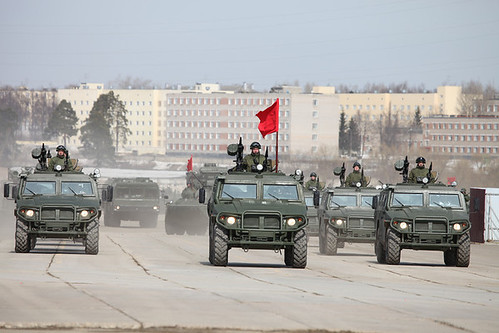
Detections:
[56, 145, 66, 152]
[250, 142, 261, 149]
[310, 172, 317, 177]
[461, 188, 466, 193]
[353, 162, 361, 168]
[416, 156, 426, 164]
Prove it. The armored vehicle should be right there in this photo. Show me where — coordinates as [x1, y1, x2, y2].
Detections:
[202, 140, 309, 268]
[102, 178, 160, 228]
[165, 163, 225, 235]
[373, 158, 470, 266]
[318, 186, 379, 255]
[3, 144, 101, 254]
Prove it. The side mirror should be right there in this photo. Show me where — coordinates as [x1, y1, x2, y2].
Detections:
[313, 190, 320, 207]
[12, 185, 18, 199]
[4, 183, 9, 198]
[163, 194, 169, 200]
[101, 189, 107, 202]
[199, 188, 206, 204]
[106, 185, 113, 202]
[371, 196, 378, 209]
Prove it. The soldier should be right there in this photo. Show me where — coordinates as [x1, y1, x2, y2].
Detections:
[48, 145, 73, 171]
[242, 142, 268, 172]
[304, 172, 323, 190]
[345, 162, 368, 187]
[181, 182, 198, 199]
[408, 156, 435, 183]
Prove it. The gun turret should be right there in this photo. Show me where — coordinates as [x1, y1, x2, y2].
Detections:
[227, 137, 245, 172]
[31, 143, 49, 171]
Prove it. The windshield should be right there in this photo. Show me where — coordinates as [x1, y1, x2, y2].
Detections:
[23, 181, 56, 195]
[263, 184, 299, 200]
[304, 196, 315, 207]
[330, 195, 357, 207]
[391, 193, 423, 207]
[361, 195, 375, 207]
[221, 183, 257, 199]
[429, 193, 461, 208]
[61, 181, 94, 195]
[115, 186, 158, 199]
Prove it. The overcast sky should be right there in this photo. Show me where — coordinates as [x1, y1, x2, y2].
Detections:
[1, 0, 498, 91]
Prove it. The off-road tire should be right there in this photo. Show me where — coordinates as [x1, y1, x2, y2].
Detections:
[15, 219, 30, 253]
[375, 227, 386, 264]
[324, 225, 338, 255]
[85, 220, 99, 255]
[291, 229, 307, 268]
[386, 229, 401, 265]
[444, 249, 457, 266]
[29, 235, 37, 250]
[284, 246, 293, 266]
[212, 223, 228, 266]
[456, 231, 470, 267]
[208, 223, 214, 264]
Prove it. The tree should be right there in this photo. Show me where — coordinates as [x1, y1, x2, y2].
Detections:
[107, 92, 131, 153]
[44, 99, 78, 146]
[412, 107, 422, 130]
[0, 107, 19, 159]
[347, 117, 361, 154]
[338, 111, 348, 154]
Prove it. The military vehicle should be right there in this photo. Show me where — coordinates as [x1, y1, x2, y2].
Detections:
[318, 185, 379, 255]
[3, 144, 101, 254]
[202, 139, 309, 268]
[372, 158, 471, 266]
[102, 177, 160, 228]
[165, 163, 226, 235]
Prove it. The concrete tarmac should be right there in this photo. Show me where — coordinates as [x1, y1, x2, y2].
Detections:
[0, 201, 498, 333]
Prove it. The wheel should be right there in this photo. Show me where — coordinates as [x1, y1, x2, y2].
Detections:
[324, 225, 338, 255]
[318, 220, 326, 254]
[211, 223, 228, 266]
[444, 249, 457, 266]
[15, 219, 30, 253]
[85, 220, 99, 255]
[291, 229, 307, 268]
[208, 223, 214, 264]
[29, 235, 37, 250]
[385, 229, 401, 265]
[375, 227, 386, 264]
[456, 231, 470, 267]
[284, 246, 293, 266]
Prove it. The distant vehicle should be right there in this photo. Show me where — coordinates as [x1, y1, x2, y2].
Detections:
[3, 144, 101, 254]
[318, 185, 379, 255]
[165, 163, 226, 235]
[102, 178, 160, 228]
[202, 139, 309, 268]
[373, 159, 470, 266]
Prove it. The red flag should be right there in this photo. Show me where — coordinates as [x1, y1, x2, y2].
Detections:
[187, 155, 193, 171]
[256, 99, 279, 138]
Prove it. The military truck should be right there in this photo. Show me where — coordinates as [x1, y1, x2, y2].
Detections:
[165, 163, 226, 235]
[373, 159, 471, 266]
[102, 178, 160, 228]
[3, 144, 101, 254]
[201, 140, 309, 268]
[318, 185, 379, 255]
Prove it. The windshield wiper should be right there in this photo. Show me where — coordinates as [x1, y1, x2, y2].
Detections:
[267, 193, 279, 200]
[330, 201, 341, 207]
[24, 188, 37, 195]
[394, 198, 406, 206]
[222, 191, 234, 199]
[67, 187, 80, 195]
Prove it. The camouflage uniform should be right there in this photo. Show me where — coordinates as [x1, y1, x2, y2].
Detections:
[242, 153, 267, 172]
[345, 170, 367, 187]
[408, 167, 434, 183]
[304, 179, 323, 190]
[48, 155, 73, 171]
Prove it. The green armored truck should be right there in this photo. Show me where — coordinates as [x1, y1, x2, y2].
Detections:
[201, 139, 309, 268]
[373, 158, 470, 266]
[3, 144, 101, 254]
[102, 178, 160, 228]
[318, 186, 379, 255]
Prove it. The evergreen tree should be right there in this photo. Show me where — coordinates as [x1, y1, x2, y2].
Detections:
[338, 110, 348, 154]
[347, 117, 361, 154]
[44, 99, 78, 146]
[412, 107, 422, 130]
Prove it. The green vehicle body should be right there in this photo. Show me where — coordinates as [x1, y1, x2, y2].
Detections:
[373, 183, 471, 266]
[4, 169, 101, 254]
[165, 163, 225, 235]
[206, 171, 309, 268]
[318, 186, 379, 255]
[103, 178, 160, 228]
[304, 190, 319, 236]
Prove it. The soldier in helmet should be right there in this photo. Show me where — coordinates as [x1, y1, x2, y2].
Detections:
[345, 162, 368, 187]
[181, 182, 198, 199]
[304, 172, 323, 190]
[408, 156, 434, 183]
[242, 142, 268, 172]
[48, 145, 73, 171]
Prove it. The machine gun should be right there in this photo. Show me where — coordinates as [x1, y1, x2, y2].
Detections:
[427, 162, 433, 183]
[401, 156, 409, 183]
[31, 143, 50, 171]
[361, 166, 365, 187]
[333, 162, 346, 187]
[262, 147, 269, 172]
[227, 137, 245, 172]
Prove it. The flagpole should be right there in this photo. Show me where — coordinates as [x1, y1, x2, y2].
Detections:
[275, 132, 279, 172]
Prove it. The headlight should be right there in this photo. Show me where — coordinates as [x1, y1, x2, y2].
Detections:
[227, 216, 236, 225]
[335, 219, 344, 226]
[114, 205, 120, 210]
[153, 206, 159, 211]
[81, 210, 89, 218]
[453, 223, 462, 231]
[26, 209, 35, 217]
[287, 218, 296, 226]
[399, 221, 408, 230]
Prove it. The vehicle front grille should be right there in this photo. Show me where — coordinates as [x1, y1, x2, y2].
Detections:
[243, 213, 280, 229]
[41, 207, 75, 220]
[414, 218, 447, 233]
[349, 217, 374, 228]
